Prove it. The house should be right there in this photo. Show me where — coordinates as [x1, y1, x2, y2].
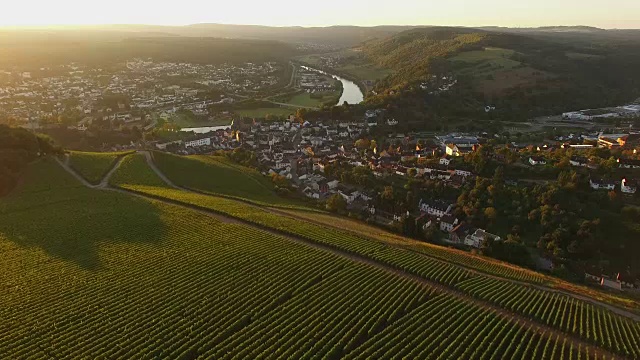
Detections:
[617, 158, 640, 169]
[600, 276, 622, 291]
[570, 156, 589, 167]
[529, 156, 546, 166]
[419, 199, 453, 217]
[621, 178, 637, 194]
[439, 214, 458, 232]
[446, 143, 475, 157]
[185, 137, 211, 148]
[589, 178, 615, 191]
[303, 187, 320, 199]
[464, 228, 501, 248]
[454, 169, 472, 177]
[449, 223, 471, 244]
[439, 157, 451, 166]
[386, 118, 398, 126]
[327, 180, 340, 190]
[155, 140, 183, 150]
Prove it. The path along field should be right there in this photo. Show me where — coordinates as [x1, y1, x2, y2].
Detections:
[67, 151, 132, 185]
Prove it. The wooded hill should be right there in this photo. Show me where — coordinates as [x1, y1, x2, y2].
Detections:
[0, 34, 298, 68]
[360, 26, 640, 119]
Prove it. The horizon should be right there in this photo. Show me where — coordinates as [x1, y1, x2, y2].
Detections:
[1, 0, 639, 29]
[1, 22, 639, 32]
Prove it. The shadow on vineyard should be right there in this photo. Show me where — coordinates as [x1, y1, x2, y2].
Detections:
[0, 161, 168, 270]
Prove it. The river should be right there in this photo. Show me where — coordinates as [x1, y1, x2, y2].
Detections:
[300, 66, 364, 105]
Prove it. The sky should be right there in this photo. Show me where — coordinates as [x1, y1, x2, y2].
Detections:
[1, 0, 639, 29]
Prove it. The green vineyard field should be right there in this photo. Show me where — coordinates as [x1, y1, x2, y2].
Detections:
[0, 158, 633, 359]
[68, 151, 132, 185]
[457, 276, 640, 357]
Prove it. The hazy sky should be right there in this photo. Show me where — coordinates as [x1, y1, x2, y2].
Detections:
[2, 0, 639, 29]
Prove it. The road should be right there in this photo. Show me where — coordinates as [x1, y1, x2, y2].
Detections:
[53, 154, 627, 359]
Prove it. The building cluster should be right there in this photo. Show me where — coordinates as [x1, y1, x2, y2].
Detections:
[0, 59, 282, 130]
[297, 68, 337, 92]
[562, 104, 640, 121]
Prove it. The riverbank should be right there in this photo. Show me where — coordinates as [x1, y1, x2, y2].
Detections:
[292, 58, 375, 97]
[296, 63, 364, 105]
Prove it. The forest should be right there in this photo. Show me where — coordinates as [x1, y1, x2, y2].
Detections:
[0, 126, 60, 196]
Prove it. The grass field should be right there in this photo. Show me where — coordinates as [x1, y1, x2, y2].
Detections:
[68, 151, 132, 184]
[286, 91, 340, 108]
[337, 64, 392, 82]
[0, 159, 601, 359]
[234, 107, 294, 118]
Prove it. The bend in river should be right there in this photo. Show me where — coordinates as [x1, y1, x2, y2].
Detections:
[300, 66, 364, 105]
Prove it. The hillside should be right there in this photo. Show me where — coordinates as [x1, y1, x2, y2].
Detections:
[5, 24, 418, 48]
[361, 27, 640, 119]
[1, 155, 639, 357]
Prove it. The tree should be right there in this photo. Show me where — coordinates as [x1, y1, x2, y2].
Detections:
[326, 194, 347, 213]
[484, 207, 497, 222]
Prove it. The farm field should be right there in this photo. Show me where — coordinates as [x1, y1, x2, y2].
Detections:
[285, 91, 340, 108]
[337, 63, 392, 82]
[234, 107, 294, 118]
[0, 159, 598, 359]
[67, 151, 131, 185]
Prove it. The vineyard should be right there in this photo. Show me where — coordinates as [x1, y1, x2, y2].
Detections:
[152, 151, 295, 206]
[457, 276, 640, 357]
[67, 151, 132, 185]
[0, 160, 592, 359]
[109, 154, 173, 189]
[278, 208, 547, 284]
[0, 158, 636, 358]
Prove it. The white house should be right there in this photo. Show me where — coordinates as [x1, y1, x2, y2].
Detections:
[621, 179, 637, 194]
[589, 178, 615, 191]
[156, 140, 183, 150]
[185, 138, 211, 148]
[386, 118, 398, 126]
[618, 158, 640, 169]
[327, 180, 340, 190]
[464, 228, 501, 248]
[454, 169, 472, 177]
[570, 156, 588, 167]
[439, 157, 451, 166]
[529, 156, 546, 166]
[440, 214, 459, 232]
[419, 199, 453, 218]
